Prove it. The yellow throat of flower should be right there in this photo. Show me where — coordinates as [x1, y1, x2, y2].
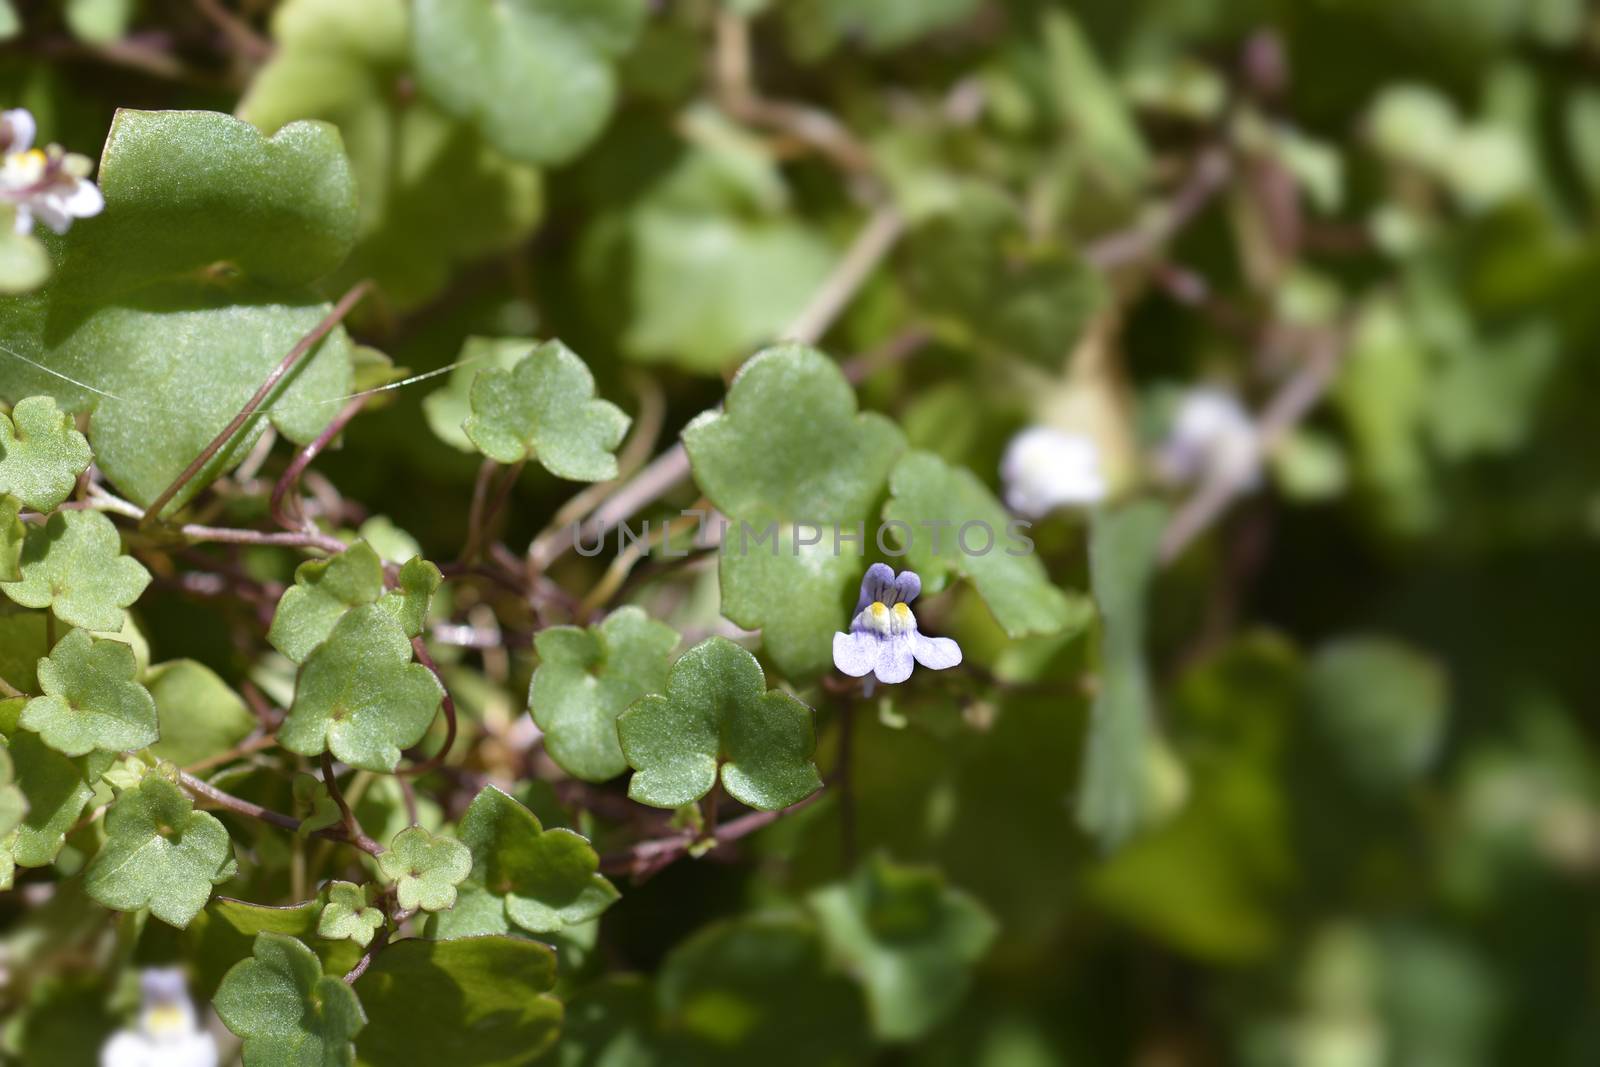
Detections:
[861, 601, 916, 636]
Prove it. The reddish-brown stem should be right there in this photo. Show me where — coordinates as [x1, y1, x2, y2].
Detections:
[599, 790, 824, 878]
[174, 522, 347, 554]
[399, 638, 458, 777]
[182, 732, 278, 775]
[460, 459, 498, 563]
[141, 280, 372, 526]
[343, 923, 390, 986]
[271, 394, 367, 533]
[178, 770, 383, 856]
[321, 752, 383, 855]
[461, 460, 523, 563]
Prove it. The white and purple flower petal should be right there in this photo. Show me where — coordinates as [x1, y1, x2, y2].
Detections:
[834, 566, 961, 687]
[0, 109, 34, 155]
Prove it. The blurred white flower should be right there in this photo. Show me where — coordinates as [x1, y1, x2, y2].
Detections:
[1000, 426, 1107, 517]
[1156, 386, 1261, 489]
[0, 106, 103, 235]
[100, 968, 218, 1067]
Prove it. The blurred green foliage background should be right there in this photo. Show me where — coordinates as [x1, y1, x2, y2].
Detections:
[4, 0, 1600, 1064]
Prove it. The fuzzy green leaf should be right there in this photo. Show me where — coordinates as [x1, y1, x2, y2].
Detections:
[0, 698, 105, 868]
[189, 896, 364, 1000]
[657, 915, 872, 1064]
[901, 187, 1103, 367]
[1077, 501, 1170, 846]
[85, 769, 237, 928]
[0, 110, 357, 514]
[57, 109, 358, 296]
[617, 636, 822, 811]
[21, 629, 157, 758]
[411, 0, 647, 166]
[530, 606, 678, 782]
[380, 556, 442, 638]
[279, 604, 443, 772]
[239, 0, 544, 313]
[1, 510, 150, 632]
[683, 345, 905, 677]
[377, 826, 472, 912]
[317, 882, 384, 948]
[0, 496, 21, 583]
[0, 213, 48, 293]
[353, 936, 562, 1066]
[0, 741, 25, 839]
[422, 337, 529, 452]
[214, 931, 366, 1067]
[808, 856, 998, 1040]
[267, 541, 385, 663]
[464, 340, 630, 481]
[0, 396, 93, 512]
[621, 204, 834, 374]
[425, 785, 617, 938]
[884, 450, 1091, 638]
[145, 659, 257, 768]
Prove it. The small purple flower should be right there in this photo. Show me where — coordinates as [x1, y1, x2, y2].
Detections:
[832, 563, 962, 686]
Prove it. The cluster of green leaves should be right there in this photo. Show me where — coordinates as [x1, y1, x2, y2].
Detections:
[6, 0, 1600, 1065]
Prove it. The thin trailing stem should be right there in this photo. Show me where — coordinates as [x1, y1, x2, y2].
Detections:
[599, 789, 825, 879]
[141, 280, 372, 525]
[178, 770, 383, 856]
[271, 394, 367, 533]
[399, 638, 458, 777]
[182, 732, 278, 774]
[321, 752, 383, 855]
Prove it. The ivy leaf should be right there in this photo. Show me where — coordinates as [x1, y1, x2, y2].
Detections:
[1306, 636, 1448, 792]
[422, 337, 529, 452]
[85, 769, 238, 928]
[425, 785, 617, 939]
[279, 604, 443, 773]
[353, 936, 562, 1066]
[808, 856, 998, 1040]
[657, 915, 872, 1064]
[1, 510, 151, 632]
[145, 660, 258, 769]
[683, 345, 905, 677]
[530, 606, 678, 782]
[0, 495, 21, 583]
[0, 741, 26, 839]
[239, 0, 545, 313]
[617, 171, 836, 373]
[464, 340, 630, 481]
[617, 636, 822, 811]
[379, 556, 442, 638]
[0, 109, 357, 514]
[0, 210, 49, 293]
[1077, 500, 1173, 846]
[884, 450, 1091, 639]
[901, 186, 1103, 366]
[0, 396, 93, 512]
[58, 110, 357, 297]
[292, 773, 345, 838]
[377, 826, 472, 912]
[20, 628, 158, 758]
[188, 896, 363, 1000]
[317, 882, 384, 948]
[411, 0, 647, 166]
[0, 698, 105, 868]
[267, 541, 385, 664]
[214, 931, 366, 1067]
